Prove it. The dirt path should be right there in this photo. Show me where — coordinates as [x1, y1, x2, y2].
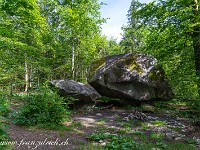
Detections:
[6, 108, 200, 150]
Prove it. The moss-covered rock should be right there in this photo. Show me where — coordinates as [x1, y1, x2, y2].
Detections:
[88, 53, 174, 102]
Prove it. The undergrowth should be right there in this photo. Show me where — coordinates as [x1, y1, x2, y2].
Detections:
[0, 94, 12, 150]
[87, 131, 196, 150]
[12, 87, 70, 126]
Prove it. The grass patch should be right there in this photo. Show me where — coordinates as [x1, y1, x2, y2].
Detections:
[96, 120, 106, 125]
[74, 144, 103, 150]
[150, 120, 166, 126]
[118, 129, 127, 134]
[87, 132, 154, 150]
[166, 142, 196, 150]
[150, 132, 165, 140]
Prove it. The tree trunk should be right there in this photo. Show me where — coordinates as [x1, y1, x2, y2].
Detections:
[71, 0, 75, 80]
[29, 64, 32, 89]
[72, 39, 75, 80]
[192, 0, 200, 96]
[25, 60, 29, 92]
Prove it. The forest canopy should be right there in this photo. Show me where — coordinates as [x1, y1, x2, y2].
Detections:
[0, 0, 121, 93]
[0, 0, 200, 104]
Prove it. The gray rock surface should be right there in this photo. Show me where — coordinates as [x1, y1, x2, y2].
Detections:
[88, 53, 173, 102]
[49, 79, 101, 101]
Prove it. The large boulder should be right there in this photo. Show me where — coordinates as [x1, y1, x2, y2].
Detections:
[49, 79, 101, 101]
[88, 53, 174, 102]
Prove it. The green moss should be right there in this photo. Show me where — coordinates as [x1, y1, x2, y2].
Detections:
[89, 58, 106, 79]
[149, 71, 158, 81]
[149, 71, 165, 82]
[115, 54, 143, 74]
[125, 59, 143, 74]
[89, 54, 144, 80]
[149, 66, 165, 82]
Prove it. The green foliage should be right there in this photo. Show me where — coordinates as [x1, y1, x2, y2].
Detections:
[0, 0, 110, 92]
[151, 120, 166, 126]
[88, 130, 197, 150]
[0, 127, 11, 150]
[99, 96, 113, 103]
[0, 95, 10, 117]
[74, 144, 103, 150]
[186, 97, 200, 122]
[150, 133, 165, 140]
[0, 94, 11, 150]
[87, 132, 108, 142]
[105, 136, 147, 150]
[87, 132, 150, 150]
[166, 142, 195, 150]
[12, 88, 69, 126]
[155, 142, 168, 149]
[121, 0, 200, 107]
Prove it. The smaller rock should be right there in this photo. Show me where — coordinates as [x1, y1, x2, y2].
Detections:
[181, 129, 187, 132]
[134, 110, 148, 121]
[197, 138, 200, 145]
[99, 140, 104, 143]
[128, 113, 134, 120]
[166, 131, 185, 140]
[122, 117, 129, 122]
[92, 142, 99, 146]
[101, 142, 107, 146]
[96, 113, 102, 117]
[142, 104, 156, 113]
[151, 148, 160, 150]
[109, 126, 117, 129]
[99, 140, 107, 146]
[193, 137, 200, 145]
[107, 116, 115, 119]
[166, 132, 174, 140]
[186, 126, 195, 132]
[175, 137, 182, 140]
[49, 79, 101, 101]
[147, 116, 159, 120]
[104, 132, 110, 135]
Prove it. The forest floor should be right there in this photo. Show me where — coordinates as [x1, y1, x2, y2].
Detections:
[5, 101, 200, 150]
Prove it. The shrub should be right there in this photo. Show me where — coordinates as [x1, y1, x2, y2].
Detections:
[188, 98, 200, 124]
[87, 132, 148, 150]
[0, 95, 10, 117]
[100, 96, 113, 103]
[12, 88, 69, 126]
[0, 94, 11, 150]
[105, 136, 146, 150]
[0, 125, 12, 150]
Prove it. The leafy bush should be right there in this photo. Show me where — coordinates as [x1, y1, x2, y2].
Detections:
[12, 88, 69, 126]
[187, 98, 200, 124]
[105, 136, 147, 150]
[87, 132, 109, 142]
[87, 132, 148, 150]
[0, 125, 12, 150]
[0, 95, 10, 117]
[0, 94, 11, 149]
[99, 96, 113, 103]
